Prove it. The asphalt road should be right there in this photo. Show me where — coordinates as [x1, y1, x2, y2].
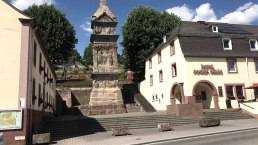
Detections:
[150, 128, 258, 145]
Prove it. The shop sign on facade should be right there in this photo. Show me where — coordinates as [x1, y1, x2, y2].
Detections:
[193, 64, 223, 75]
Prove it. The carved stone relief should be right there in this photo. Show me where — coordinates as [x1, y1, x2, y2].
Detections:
[94, 26, 115, 35]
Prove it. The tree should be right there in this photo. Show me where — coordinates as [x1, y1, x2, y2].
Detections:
[68, 49, 82, 64]
[117, 53, 124, 66]
[121, 6, 180, 82]
[24, 4, 78, 64]
[83, 43, 93, 68]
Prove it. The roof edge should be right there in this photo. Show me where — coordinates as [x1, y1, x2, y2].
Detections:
[2, 0, 32, 19]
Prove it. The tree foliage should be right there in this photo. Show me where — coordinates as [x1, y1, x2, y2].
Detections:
[68, 49, 82, 64]
[121, 6, 180, 82]
[83, 43, 93, 68]
[24, 4, 78, 64]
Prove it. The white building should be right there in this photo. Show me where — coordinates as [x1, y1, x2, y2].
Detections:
[140, 21, 258, 111]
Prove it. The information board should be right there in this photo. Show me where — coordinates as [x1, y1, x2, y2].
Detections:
[0, 109, 22, 130]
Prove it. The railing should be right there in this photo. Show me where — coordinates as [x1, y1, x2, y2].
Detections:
[240, 103, 255, 110]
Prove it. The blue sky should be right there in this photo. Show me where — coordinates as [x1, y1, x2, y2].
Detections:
[9, 0, 258, 56]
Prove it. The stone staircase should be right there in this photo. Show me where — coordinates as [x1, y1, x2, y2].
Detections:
[39, 112, 197, 141]
[134, 93, 156, 112]
[203, 109, 253, 120]
[39, 110, 253, 141]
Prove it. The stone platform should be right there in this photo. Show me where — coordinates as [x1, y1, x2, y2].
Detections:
[88, 104, 126, 115]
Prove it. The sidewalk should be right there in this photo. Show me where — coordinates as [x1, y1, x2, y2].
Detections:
[51, 118, 258, 145]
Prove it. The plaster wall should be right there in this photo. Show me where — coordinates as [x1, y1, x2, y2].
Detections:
[140, 37, 185, 110]
[140, 36, 258, 111]
[0, 1, 29, 109]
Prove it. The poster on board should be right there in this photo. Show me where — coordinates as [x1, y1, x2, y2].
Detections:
[0, 109, 22, 130]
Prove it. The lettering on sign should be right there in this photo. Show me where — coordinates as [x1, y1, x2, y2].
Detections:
[193, 64, 223, 75]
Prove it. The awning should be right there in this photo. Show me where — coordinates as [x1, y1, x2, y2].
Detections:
[244, 83, 258, 89]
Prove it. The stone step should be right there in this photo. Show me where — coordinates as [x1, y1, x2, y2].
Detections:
[39, 110, 253, 141]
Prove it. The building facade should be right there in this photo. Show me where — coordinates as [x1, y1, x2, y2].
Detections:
[140, 21, 258, 111]
[0, 1, 56, 144]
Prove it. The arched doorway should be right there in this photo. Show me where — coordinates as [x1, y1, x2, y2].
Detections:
[170, 83, 182, 105]
[192, 80, 219, 109]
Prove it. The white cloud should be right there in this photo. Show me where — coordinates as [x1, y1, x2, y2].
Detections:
[80, 20, 93, 34]
[219, 2, 258, 24]
[11, 0, 56, 11]
[166, 4, 194, 21]
[166, 2, 258, 25]
[192, 3, 217, 22]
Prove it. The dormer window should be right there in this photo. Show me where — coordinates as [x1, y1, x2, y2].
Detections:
[223, 38, 232, 50]
[212, 26, 218, 32]
[249, 39, 258, 50]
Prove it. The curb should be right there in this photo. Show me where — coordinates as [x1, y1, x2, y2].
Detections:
[131, 127, 258, 145]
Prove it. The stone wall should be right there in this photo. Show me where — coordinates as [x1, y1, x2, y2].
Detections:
[71, 88, 92, 106]
[56, 89, 72, 108]
[125, 103, 144, 113]
[167, 104, 203, 118]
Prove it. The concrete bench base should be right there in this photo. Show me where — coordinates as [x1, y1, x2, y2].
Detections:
[157, 123, 173, 132]
[32, 133, 50, 144]
[112, 127, 130, 136]
[199, 118, 220, 127]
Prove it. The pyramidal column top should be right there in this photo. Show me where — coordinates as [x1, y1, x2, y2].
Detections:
[100, 0, 106, 6]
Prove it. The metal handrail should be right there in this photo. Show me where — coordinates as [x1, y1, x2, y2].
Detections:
[240, 102, 255, 110]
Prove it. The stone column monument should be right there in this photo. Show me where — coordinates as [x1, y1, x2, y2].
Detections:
[88, 0, 126, 115]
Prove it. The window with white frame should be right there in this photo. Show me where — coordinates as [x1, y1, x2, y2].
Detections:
[212, 26, 218, 32]
[170, 42, 175, 56]
[226, 85, 234, 98]
[171, 63, 177, 77]
[158, 51, 162, 63]
[249, 39, 258, 50]
[159, 70, 163, 82]
[223, 38, 232, 50]
[149, 58, 152, 69]
[227, 59, 237, 73]
[150, 75, 153, 86]
[236, 85, 244, 98]
[226, 85, 244, 99]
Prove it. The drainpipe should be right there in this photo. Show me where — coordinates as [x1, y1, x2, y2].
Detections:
[246, 57, 253, 100]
